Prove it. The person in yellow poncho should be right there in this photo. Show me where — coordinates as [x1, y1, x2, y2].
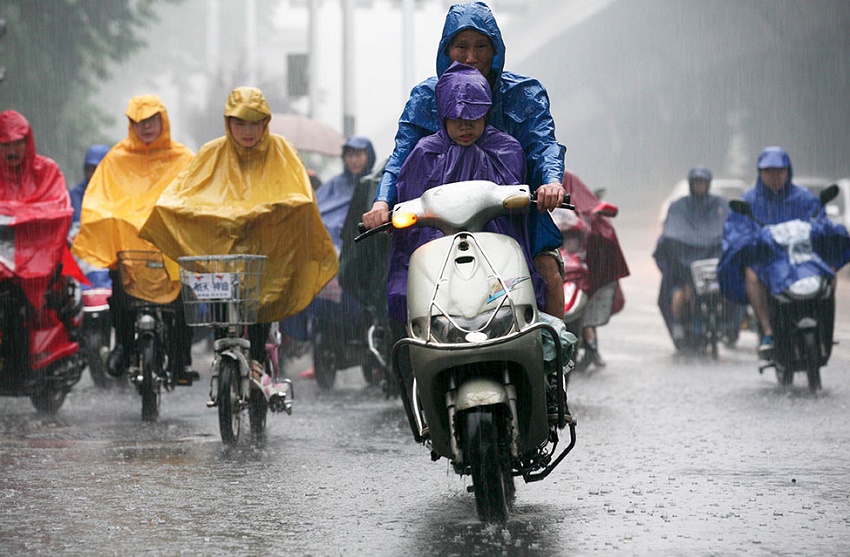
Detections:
[140, 86, 337, 373]
[72, 95, 197, 383]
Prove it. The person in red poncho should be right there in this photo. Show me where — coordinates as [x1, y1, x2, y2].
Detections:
[0, 110, 84, 375]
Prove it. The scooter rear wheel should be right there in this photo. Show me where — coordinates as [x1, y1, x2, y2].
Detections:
[218, 359, 241, 446]
[313, 329, 337, 390]
[248, 387, 268, 443]
[462, 406, 514, 523]
[85, 329, 110, 389]
[803, 331, 822, 392]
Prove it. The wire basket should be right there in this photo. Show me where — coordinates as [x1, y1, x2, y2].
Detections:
[117, 250, 179, 306]
[690, 258, 720, 297]
[177, 254, 266, 327]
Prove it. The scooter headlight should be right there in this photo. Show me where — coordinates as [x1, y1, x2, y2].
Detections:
[428, 307, 516, 344]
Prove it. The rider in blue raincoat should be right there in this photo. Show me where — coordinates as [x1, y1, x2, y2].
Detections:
[366, 1, 568, 317]
[316, 136, 376, 251]
[69, 144, 112, 292]
[718, 146, 850, 355]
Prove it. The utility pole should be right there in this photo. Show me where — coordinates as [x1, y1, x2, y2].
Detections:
[308, 0, 319, 118]
[342, 0, 355, 136]
[401, 0, 414, 96]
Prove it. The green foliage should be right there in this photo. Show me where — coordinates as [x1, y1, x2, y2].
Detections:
[0, 0, 180, 182]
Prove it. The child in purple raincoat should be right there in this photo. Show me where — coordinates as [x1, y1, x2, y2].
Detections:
[386, 62, 545, 322]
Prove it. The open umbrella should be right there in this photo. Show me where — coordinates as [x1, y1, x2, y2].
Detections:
[269, 113, 345, 157]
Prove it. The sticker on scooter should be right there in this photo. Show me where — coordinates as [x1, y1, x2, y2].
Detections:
[486, 276, 529, 304]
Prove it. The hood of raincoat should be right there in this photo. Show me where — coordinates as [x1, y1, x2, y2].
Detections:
[0, 110, 69, 206]
[436, 62, 491, 123]
[341, 136, 376, 178]
[71, 95, 193, 295]
[436, 2, 506, 82]
[140, 87, 338, 322]
[84, 144, 110, 169]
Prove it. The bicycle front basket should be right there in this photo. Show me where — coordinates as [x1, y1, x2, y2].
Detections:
[177, 254, 266, 326]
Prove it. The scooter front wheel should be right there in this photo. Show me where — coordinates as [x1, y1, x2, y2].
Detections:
[139, 336, 160, 422]
[30, 383, 66, 415]
[462, 406, 514, 523]
[218, 358, 241, 446]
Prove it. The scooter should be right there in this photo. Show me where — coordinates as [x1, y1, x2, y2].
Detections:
[356, 180, 578, 522]
[0, 205, 86, 414]
[729, 184, 850, 391]
[558, 197, 621, 371]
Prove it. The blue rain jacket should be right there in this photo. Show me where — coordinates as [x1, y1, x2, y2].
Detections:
[315, 136, 376, 250]
[718, 147, 850, 303]
[70, 144, 110, 223]
[375, 1, 566, 255]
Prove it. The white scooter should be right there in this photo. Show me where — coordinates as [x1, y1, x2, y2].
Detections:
[357, 180, 578, 522]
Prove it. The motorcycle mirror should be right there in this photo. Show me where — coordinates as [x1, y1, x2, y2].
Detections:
[820, 184, 840, 206]
[728, 199, 752, 217]
[592, 202, 618, 218]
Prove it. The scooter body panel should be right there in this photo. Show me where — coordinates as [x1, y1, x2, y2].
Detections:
[406, 327, 548, 459]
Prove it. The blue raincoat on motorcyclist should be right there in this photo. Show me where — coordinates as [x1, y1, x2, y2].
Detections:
[718, 147, 850, 304]
[374, 1, 566, 257]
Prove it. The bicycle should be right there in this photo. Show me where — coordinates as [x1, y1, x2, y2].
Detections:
[178, 254, 292, 445]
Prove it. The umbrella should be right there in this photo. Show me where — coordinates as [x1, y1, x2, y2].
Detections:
[269, 113, 345, 157]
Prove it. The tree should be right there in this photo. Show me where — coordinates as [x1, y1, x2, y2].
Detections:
[0, 0, 180, 180]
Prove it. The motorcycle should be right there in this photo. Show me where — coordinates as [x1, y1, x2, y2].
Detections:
[0, 203, 86, 414]
[356, 180, 578, 522]
[78, 269, 114, 388]
[729, 184, 850, 390]
[309, 278, 392, 393]
[558, 198, 622, 370]
[117, 250, 186, 422]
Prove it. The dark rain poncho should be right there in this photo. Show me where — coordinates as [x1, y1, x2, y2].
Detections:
[654, 189, 729, 331]
[386, 62, 544, 322]
[375, 1, 566, 256]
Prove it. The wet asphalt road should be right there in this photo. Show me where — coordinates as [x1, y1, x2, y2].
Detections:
[1, 221, 849, 557]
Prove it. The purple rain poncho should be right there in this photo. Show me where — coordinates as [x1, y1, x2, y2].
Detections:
[386, 62, 545, 322]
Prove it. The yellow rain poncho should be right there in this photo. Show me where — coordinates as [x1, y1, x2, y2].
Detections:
[72, 95, 193, 303]
[140, 87, 337, 322]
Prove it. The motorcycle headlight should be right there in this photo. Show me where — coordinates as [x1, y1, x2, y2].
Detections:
[428, 307, 516, 344]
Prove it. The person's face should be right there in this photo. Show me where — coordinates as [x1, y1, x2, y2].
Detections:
[343, 148, 369, 175]
[228, 117, 266, 149]
[691, 179, 710, 197]
[760, 168, 788, 192]
[445, 116, 486, 147]
[131, 113, 163, 145]
[448, 29, 494, 78]
[0, 138, 26, 170]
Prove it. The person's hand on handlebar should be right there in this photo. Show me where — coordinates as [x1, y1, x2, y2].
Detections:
[535, 182, 567, 212]
[362, 201, 391, 230]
